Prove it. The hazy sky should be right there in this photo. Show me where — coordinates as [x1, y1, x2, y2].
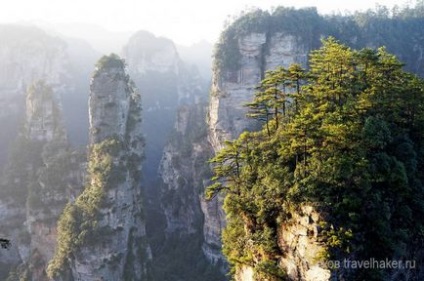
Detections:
[1, 0, 411, 45]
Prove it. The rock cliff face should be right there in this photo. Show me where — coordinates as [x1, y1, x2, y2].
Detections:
[122, 30, 203, 188]
[0, 25, 72, 167]
[52, 55, 149, 281]
[206, 32, 312, 272]
[207, 7, 424, 281]
[25, 81, 66, 142]
[0, 81, 84, 280]
[155, 101, 227, 280]
[123, 31, 224, 279]
[123, 31, 179, 76]
[208, 33, 308, 151]
[159, 104, 210, 236]
[277, 206, 330, 281]
[0, 25, 70, 92]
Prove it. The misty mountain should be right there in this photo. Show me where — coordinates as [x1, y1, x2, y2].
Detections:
[2, 3, 424, 281]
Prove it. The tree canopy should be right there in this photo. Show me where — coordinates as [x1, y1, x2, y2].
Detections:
[207, 37, 424, 280]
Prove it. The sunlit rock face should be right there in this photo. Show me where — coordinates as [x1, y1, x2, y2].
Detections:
[207, 32, 317, 278]
[89, 62, 133, 144]
[66, 56, 149, 281]
[232, 206, 331, 281]
[208, 33, 307, 152]
[278, 206, 331, 281]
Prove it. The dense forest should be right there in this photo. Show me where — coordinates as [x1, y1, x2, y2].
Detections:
[207, 38, 424, 280]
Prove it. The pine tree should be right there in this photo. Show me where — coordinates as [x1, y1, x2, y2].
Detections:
[207, 37, 424, 280]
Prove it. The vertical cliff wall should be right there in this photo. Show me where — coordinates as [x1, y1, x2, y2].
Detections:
[207, 31, 312, 276]
[153, 102, 226, 280]
[206, 6, 424, 281]
[48, 55, 149, 281]
[123, 31, 224, 280]
[122, 31, 210, 186]
[122, 31, 181, 189]
[0, 81, 84, 280]
[0, 25, 73, 168]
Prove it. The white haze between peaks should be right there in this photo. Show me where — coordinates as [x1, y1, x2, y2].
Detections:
[0, 0, 410, 45]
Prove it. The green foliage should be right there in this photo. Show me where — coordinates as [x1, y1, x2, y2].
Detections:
[214, 9, 270, 72]
[95, 53, 125, 70]
[214, 3, 424, 82]
[213, 7, 322, 74]
[27, 80, 53, 103]
[207, 37, 424, 279]
[93, 53, 126, 79]
[47, 136, 125, 278]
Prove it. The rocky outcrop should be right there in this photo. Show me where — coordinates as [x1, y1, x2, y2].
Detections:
[207, 6, 424, 281]
[159, 104, 211, 236]
[278, 206, 330, 281]
[206, 32, 311, 269]
[88, 58, 135, 144]
[123, 30, 179, 76]
[50, 54, 149, 281]
[25, 81, 66, 142]
[0, 81, 84, 280]
[0, 25, 72, 167]
[200, 195, 226, 265]
[208, 33, 308, 151]
[122, 31, 181, 193]
[123, 31, 225, 279]
[0, 25, 70, 93]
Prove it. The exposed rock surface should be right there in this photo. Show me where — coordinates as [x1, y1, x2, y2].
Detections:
[0, 81, 84, 280]
[278, 206, 330, 281]
[208, 33, 307, 151]
[122, 30, 205, 189]
[123, 30, 179, 76]
[206, 32, 311, 269]
[207, 7, 424, 280]
[61, 55, 149, 281]
[25, 81, 66, 142]
[123, 31, 225, 279]
[0, 25, 72, 167]
[159, 104, 210, 236]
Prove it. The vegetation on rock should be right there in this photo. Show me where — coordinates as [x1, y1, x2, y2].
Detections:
[214, 3, 424, 77]
[47, 137, 124, 278]
[207, 38, 424, 280]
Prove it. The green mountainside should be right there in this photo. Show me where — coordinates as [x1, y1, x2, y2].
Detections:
[208, 37, 424, 280]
